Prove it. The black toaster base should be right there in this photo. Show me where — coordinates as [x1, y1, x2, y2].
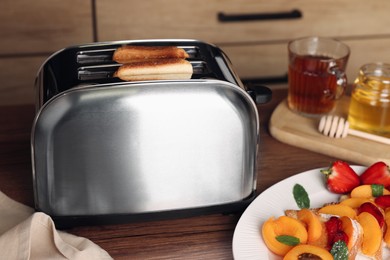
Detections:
[45, 192, 257, 229]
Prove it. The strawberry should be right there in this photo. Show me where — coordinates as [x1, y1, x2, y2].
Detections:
[321, 161, 360, 194]
[360, 161, 390, 187]
[330, 231, 349, 246]
[325, 217, 349, 249]
[325, 216, 343, 236]
[375, 195, 390, 209]
[358, 202, 385, 228]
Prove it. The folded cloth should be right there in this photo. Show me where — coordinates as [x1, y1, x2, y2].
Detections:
[0, 190, 113, 260]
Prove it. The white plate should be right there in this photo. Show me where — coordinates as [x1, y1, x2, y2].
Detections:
[232, 165, 388, 259]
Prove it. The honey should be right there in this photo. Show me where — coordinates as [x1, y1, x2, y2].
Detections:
[348, 63, 390, 137]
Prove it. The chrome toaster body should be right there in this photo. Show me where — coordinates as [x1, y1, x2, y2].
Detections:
[32, 39, 268, 226]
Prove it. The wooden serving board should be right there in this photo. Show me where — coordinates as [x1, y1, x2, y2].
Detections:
[269, 97, 390, 166]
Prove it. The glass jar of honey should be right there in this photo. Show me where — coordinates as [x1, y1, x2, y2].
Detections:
[348, 63, 390, 137]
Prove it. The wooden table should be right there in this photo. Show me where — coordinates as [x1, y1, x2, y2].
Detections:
[0, 87, 345, 259]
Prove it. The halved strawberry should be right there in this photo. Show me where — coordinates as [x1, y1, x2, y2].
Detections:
[375, 195, 390, 209]
[321, 161, 360, 194]
[360, 161, 390, 187]
[358, 202, 385, 228]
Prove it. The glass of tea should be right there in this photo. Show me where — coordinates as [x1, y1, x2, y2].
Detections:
[287, 37, 350, 116]
[348, 63, 390, 137]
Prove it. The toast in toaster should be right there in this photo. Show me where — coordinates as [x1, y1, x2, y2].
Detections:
[113, 45, 189, 64]
[114, 58, 193, 81]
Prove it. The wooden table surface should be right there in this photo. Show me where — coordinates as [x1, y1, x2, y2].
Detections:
[0, 87, 347, 259]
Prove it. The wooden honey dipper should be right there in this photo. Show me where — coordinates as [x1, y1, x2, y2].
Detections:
[318, 115, 390, 145]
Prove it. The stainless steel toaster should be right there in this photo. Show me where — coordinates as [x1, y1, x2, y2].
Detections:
[31, 39, 271, 227]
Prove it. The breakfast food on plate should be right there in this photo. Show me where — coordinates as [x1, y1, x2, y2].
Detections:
[113, 45, 189, 64]
[113, 58, 193, 81]
[261, 161, 390, 259]
[112, 45, 192, 81]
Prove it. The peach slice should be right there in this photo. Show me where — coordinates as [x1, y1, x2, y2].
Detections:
[318, 204, 357, 219]
[384, 216, 390, 247]
[350, 184, 390, 199]
[339, 216, 355, 250]
[262, 216, 308, 256]
[339, 216, 363, 259]
[297, 209, 323, 243]
[339, 197, 372, 209]
[384, 209, 390, 247]
[283, 244, 333, 260]
[357, 212, 382, 256]
[385, 207, 390, 221]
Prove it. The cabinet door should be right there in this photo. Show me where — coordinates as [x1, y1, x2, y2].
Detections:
[0, 0, 94, 105]
[0, 0, 93, 54]
[223, 38, 390, 84]
[0, 56, 47, 105]
[96, 0, 390, 43]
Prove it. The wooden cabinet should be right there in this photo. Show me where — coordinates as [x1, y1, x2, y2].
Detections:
[96, 0, 390, 85]
[2, 0, 390, 105]
[0, 0, 93, 105]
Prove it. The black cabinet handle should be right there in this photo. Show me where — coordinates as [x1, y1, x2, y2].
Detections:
[218, 9, 302, 22]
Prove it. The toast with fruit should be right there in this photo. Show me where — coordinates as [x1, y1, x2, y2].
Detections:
[261, 161, 390, 259]
[284, 206, 383, 260]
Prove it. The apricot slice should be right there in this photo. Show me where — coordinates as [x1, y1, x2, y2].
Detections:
[350, 184, 390, 199]
[339, 216, 360, 250]
[385, 208, 390, 221]
[318, 204, 357, 219]
[384, 209, 390, 247]
[339, 197, 372, 209]
[297, 209, 323, 243]
[262, 216, 308, 256]
[283, 244, 333, 260]
[357, 212, 382, 256]
[384, 216, 390, 247]
[339, 216, 363, 260]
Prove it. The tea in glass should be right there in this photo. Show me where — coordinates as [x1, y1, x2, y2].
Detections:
[288, 37, 350, 116]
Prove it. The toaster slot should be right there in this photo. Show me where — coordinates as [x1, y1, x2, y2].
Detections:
[78, 61, 211, 81]
[77, 64, 120, 81]
[77, 49, 117, 65]
[179, 46, 201, 59]
[76, 46, 201, 65]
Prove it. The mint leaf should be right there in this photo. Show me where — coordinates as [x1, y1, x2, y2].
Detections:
[275, 235, 300, 246]
[293, 184, 310, 209]
[330, 240, 348, 260]
[371, 184, 384, 197]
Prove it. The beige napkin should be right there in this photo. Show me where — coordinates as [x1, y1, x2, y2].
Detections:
[0, 190, 113, 260]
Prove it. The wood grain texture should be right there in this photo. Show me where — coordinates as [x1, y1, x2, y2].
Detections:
[0, 0, 93, 55]
[96, 0, 390, 43]
[222, 38, 390, 84]
[0, 0, 94, 105]
[269, 96, 390, 166]
[2, 0, 390, 105]
[0, 56, 48, 105]
[0, 88, 346, 259]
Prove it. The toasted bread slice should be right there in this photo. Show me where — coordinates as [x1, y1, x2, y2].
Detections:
[114, 58, 193, 81]
[113, 45, 189, 64]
